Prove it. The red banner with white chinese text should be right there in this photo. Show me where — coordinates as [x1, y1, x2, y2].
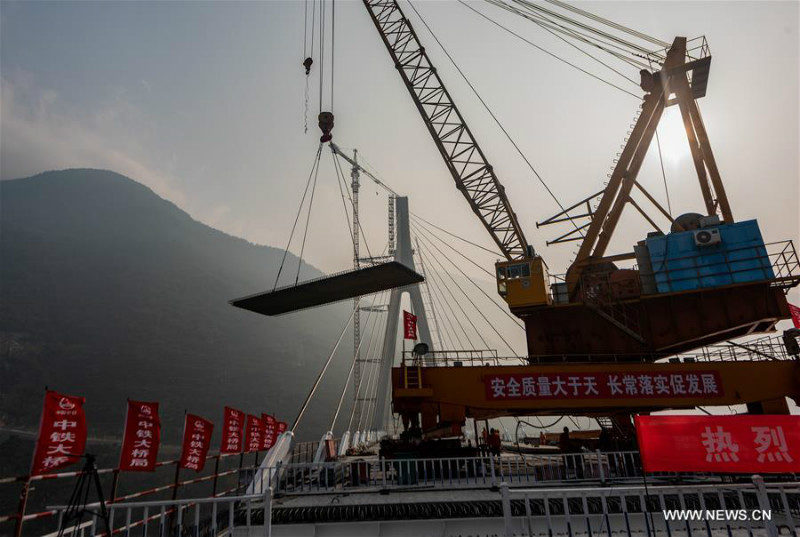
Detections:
[789, 302, 800, 329]
[635, 415, 800, 473]
[31, 391, 87, 476]
[403, 310, 417, 340]
[261, 414, 276, 451]
[245, 415, 263, 452]
[277, 421, 288, 434]
[179, 414, 213, 472]
[119, 400, 161, 471]
[485, 371, 724, 401]
[220, 406, 244, 454]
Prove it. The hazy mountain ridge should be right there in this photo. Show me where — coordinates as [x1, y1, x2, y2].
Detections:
[0, 169, 352, 447]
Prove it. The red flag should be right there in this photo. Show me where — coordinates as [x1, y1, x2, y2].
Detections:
[635, 415, 800, 474]
[31, 391, 87, 476]
[789, 302, 800, 329]
[179, 414, 213, 472]
[277, 421, 288, 434]
[220, 406, 244, 454]
[118, 400, 161, 472]
[403, 310, 417, 340]
[261, 414, 277, 451]
[245, 415, 263, 452]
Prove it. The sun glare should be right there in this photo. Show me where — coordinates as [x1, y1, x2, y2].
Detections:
[655, 106, 691, 164]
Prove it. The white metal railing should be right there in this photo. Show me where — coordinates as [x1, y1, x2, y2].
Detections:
[500, 477, 800, 537]
[245, 451, 760, 496]
[47, 490, 271, 537]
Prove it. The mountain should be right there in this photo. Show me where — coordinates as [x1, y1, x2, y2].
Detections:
[0, 169, 354, 447]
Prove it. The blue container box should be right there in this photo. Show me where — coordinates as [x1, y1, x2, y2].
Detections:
[646, 220, 773, 293]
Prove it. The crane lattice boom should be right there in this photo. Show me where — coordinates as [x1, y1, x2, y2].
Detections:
[362, 0, 529, 260]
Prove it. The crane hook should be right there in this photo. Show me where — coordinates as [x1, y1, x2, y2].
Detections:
[318, 112, 334, 143]
[303, 57, 313, 75]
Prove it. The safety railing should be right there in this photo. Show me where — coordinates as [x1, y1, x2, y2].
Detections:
[247, 451, 789, 497]
[0, 450, 270, 537]
[499, 477, 800, 537]
[641, 239, 800, 294]
[45, 490, 271, 537]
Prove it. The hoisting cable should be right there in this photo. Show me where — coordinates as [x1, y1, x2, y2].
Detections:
[459, 0, 640, 98]
[544, 0, 669, 48]
[654, 131, 673, 215]
[292, 301, 358, 433]
[511, 0, 658, 57]
[407, 0, 586, 241]
[485, 0, 644, 85]
[302, 0, 316, 133]
[295, 144, 322, 285]
[329, 289, 385, 432]
[273, 143, 322, 291]
[488, 0, 653, 69]
[486, 0, 650, 70]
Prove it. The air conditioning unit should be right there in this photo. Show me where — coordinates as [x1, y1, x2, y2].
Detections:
[694, 228, 722, 247]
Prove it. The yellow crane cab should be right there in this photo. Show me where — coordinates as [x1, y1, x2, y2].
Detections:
[495, 256, 552, 308]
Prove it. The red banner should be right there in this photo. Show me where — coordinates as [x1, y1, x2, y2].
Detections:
[789, 302, 800, 329]
[179, 414, 213, 472]
[245, 414, 263, 452]
[262, 414, 277, 451]
[485, 371, 723, 400]
[636, 415, 800, 473]
[220, 406, 244, 454]
[31, 391, 87, 476]
[119, 400, 161, 471]
[403, 310, 417, 340]
[277, 421, 288, 434]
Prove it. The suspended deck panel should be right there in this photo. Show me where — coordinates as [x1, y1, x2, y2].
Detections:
[230, 261, 423, 316]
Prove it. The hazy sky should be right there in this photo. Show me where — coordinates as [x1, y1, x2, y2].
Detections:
[2, 0, 798, 318]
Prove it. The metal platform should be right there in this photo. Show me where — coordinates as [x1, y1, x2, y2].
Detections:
[230, 261, 424, 316]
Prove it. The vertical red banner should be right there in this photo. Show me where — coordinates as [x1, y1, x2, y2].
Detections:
[220, 406, 244, 454]
[118, 400, 161, 471]
[31, 391, 87, 476]
[261, 414, 276, 451]
[245, 415, 263, 452]
[277, 421, 288, 434]
[789, 302, 800, 329]
[403, 310, 417, 340]
[179, 414, 213, 472]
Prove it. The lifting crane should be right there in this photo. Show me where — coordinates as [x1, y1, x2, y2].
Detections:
[357, 0, 800, 437]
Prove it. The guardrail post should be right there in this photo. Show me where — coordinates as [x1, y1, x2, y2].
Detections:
[596, 449, 606, 484]
[500, 482, 513, 537]
[751, 475, 778, 537]
[263, 486, 272, 537]
[13, 478, 30, 537]
[490, 455, 497, 488]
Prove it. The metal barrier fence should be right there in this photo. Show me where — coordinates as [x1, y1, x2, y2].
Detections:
[1, 451, 268, 536]
[45, 490, 271, 537]
[500, 477, 800, 537]
[248, 451, 732, 496]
